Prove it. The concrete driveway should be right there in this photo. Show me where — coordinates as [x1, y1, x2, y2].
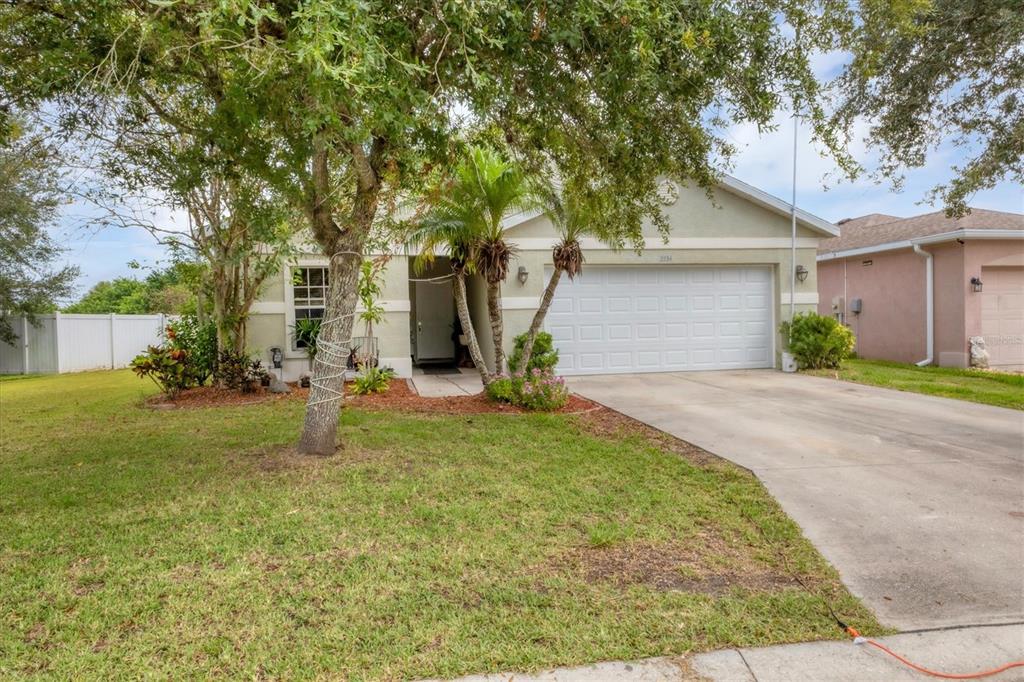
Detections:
[570, 370, 1024, 631]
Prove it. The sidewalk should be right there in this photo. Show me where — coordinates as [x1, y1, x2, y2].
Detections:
[430, 623, 1024, 681]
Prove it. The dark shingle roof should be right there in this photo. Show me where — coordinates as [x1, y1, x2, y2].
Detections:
[819, 208, 1024, 254]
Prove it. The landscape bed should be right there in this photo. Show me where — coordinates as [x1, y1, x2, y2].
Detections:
[0, 371, 881, 679]
[146, 378, 598, 414]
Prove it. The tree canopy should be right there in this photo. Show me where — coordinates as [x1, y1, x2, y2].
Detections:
[837, 0, 1023, 214]
[62, 263, 198, 315]
[0, 121, 78, 343]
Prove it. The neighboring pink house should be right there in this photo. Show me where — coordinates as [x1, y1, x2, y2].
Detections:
[817, 209, 1024, 370]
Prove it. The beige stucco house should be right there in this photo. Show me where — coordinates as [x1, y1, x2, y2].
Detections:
[247, 177, 837, 381]
[817, 209, 1024, 369]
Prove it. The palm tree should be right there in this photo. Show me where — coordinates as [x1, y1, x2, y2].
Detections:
[514, 185, 592, 374]
[467, 147, 539, 374]
[409, 146, 538, 383]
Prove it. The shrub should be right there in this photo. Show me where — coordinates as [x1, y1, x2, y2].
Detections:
[292, 318, 321, 361]
[508, 331, 559, 374]
[780, 312, 856, 369]
[130, 345, 192, 397]
[215, 349, 270, 393]
[351, 364, 395, 395]
[486, 368, 569, 411]
[166, 314, 216, 385]
[485, 376, 517, 403]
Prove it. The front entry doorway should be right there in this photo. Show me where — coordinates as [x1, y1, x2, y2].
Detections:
[410, 259, 456, 365]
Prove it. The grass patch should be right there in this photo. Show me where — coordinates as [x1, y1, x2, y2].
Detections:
[806, 359, 1024, 410]
[0, 371, 881, 679]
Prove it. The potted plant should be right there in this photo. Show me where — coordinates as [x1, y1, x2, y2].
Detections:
[292, 317, 321, 386]
[351, 259, 385, 369]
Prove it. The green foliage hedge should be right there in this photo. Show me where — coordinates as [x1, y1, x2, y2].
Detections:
[508, 331, 559, 374]
[781, 312, 855, 370]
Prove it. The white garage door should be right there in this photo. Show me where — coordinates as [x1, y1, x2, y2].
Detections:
[980, 266, 1024, 369]
[546, 265, 774, 375]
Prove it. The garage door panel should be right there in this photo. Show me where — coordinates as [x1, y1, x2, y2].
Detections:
[665, 323, 688, 338]
[607, 297, 630, 312]
[547, 265, 775, 375]
[549, 325, 574, 343]
[608, 325, 632, 340]
[609, 352, 633, 368]
[665, 296, 688, 311]
[549, 298, 573, 315]
[635, 296, 660, 312]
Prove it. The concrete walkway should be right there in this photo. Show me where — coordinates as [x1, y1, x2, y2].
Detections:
[433, 623, 1024, 681]
[411, 368, 484, 397]
[570, 370, 1024, 631]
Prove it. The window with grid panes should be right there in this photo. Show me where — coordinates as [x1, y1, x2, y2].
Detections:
[292, 267, 329, 348]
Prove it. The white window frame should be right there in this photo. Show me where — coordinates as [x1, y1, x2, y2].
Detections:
[283, 257, 331, 359]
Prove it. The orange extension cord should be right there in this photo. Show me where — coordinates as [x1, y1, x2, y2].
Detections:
[840, 623, 1024, 679]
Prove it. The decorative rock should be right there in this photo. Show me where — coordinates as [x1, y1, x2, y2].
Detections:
[968, 336, 990, 369]
[269, 373, 292, 394]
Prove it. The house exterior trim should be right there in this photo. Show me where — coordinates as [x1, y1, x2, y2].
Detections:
[509, 237, 822, 251]
[498, 175, 838, 237]
[500, 296, 541, 310]
[781, 292, 819, 305]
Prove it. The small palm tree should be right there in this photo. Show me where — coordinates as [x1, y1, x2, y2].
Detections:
[409, 146, 538, 383]
[514, 184, 593, 374]
[466, 147, 539, 374]
[407, 160, 492, 384]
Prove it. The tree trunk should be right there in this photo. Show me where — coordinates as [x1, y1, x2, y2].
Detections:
[485, 280, 505, 375]
[297, 241, 362, 455]
[516, 266, 563, 374]
[454, 272, 492, 385]
[297, 135, 385, 455]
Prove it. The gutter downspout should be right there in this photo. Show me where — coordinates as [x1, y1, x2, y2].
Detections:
[913, 243, 934, 366]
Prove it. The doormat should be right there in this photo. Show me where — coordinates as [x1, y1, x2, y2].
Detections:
[420, 366, 461, 375]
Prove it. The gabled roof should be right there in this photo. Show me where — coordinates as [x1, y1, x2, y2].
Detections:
[835, 213, 900, 229]
[717, 176, 839, 237]
[502, 175, 839, 237]
[818, 208, 1024, 256]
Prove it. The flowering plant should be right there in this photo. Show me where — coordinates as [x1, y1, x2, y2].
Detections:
[485, 367, 569, 411]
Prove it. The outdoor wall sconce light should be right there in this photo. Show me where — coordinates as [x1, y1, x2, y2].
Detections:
[517, 265, 529, 285]
[970, 276, 983, 293]
[795, 264, 809, 283]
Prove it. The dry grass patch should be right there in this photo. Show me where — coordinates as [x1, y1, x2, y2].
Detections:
[551, 535, 803, 596]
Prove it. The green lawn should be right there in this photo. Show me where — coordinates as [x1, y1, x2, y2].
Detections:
[806, 359, 1024, 410]
[0, 371, 880, 679]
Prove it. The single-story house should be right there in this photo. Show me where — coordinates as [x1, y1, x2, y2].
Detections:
[247, 177, 838, 381]
[817, 209, 1024, 369]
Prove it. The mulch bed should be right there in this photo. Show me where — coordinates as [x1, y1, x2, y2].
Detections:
[147, 378, 599, 415]
[340, 379, 599, 415]
[145, 385, 298, 409]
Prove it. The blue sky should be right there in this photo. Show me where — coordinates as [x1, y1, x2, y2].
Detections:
[52, 51, 1023, 300]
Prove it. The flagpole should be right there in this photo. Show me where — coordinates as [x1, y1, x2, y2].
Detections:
[790, 105, 798, 322]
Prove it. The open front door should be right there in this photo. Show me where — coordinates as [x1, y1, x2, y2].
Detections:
[414, 279, 455, 363]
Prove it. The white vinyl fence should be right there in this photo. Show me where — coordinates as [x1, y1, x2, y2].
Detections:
[1, 313, 173, 375]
